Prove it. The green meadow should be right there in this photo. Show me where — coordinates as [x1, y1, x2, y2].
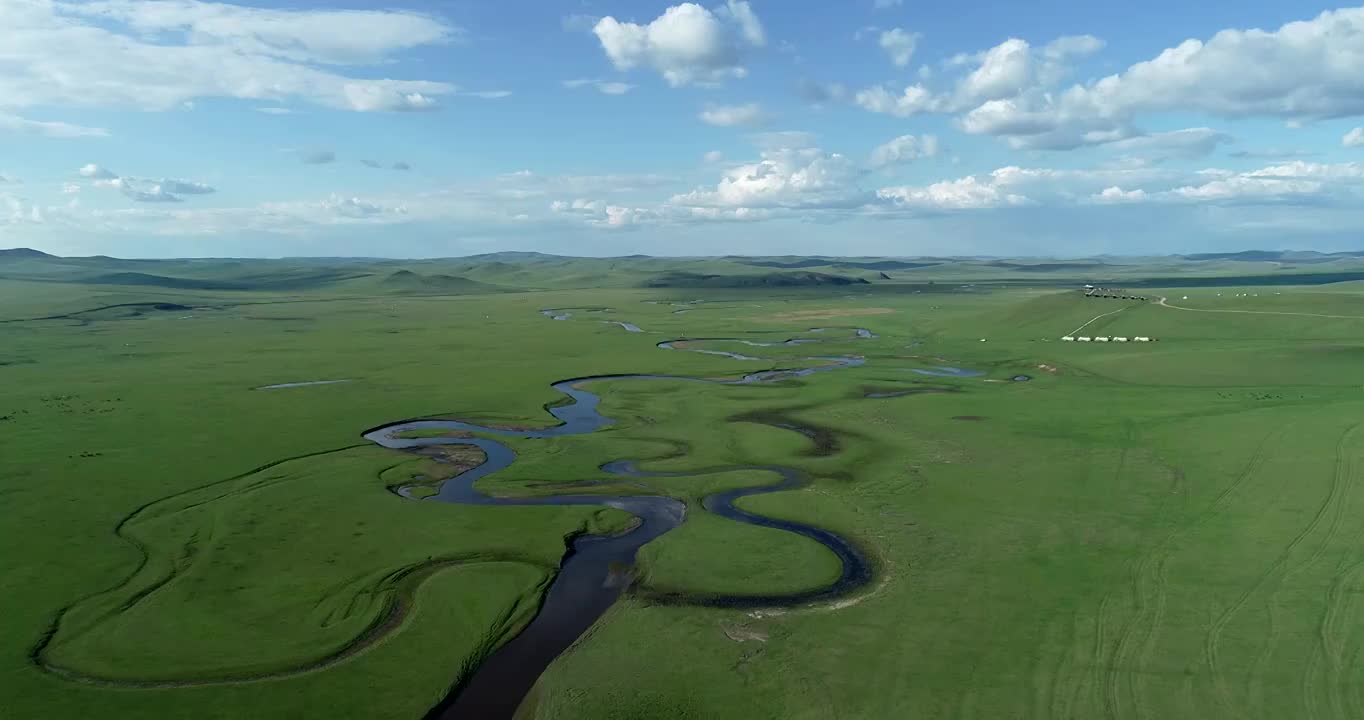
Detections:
[5, 250, 1364, 719]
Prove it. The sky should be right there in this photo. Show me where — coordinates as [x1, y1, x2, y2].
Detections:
[3, 0, 1364, 258]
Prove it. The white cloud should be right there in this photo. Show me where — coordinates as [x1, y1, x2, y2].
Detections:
[874, 160, 1364, 211]
[846, 9, 1364, 153]
[1092, 186, 1147, 203]
[671, 145, 868, 209]
[1244, 161, 1364, 181]
[256, 107, 293, 115]
[62, 1, 458, 65]
[948, 9, 1364, 149]
[62, 183, 81, 194]
[0, 112, 109, 138]
[703, 150, 725, 163]
[852, 34, 1109, 139]
[716, 0, 765, 47]
[1171, 176, 1322, 202]
[959, 38, 1034, 102]
[592, 2, 766, 87]
[869, 134, 940, 168]
[79, 164, 117, 180]
[2, 1, 458, 113]
[878, 176, 1029, 209]
[1041, 35, 1105, 61]
[1071, 9, 1364, 121]
[879, 28, 919, 68]
[854, 84, 944, 117]
[1346, 128, 1364, 147]
[699, 103, 770, 127]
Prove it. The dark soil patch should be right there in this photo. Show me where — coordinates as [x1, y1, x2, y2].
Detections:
[729, 409, 843, 456]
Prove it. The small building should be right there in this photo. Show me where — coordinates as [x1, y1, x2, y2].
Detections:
[1113, 337, 1129, 342]
[1061, 336, 1076, 341]
[1134, 336, 1151, 342]
[1095, 336, 1110, 342]
[1077, 336, 1092, 342]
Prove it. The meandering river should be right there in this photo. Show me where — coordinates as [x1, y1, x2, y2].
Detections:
[362, 330, 879, 719]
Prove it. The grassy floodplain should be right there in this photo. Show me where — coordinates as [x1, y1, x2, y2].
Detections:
[5, 250, 1364, 719]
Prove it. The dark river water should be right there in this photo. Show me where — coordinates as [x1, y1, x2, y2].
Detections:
[362, 330, 881, 718]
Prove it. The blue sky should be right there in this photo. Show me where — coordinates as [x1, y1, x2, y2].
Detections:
[2, 0, 1364, 258]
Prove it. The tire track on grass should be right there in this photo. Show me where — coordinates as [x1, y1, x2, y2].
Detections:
[1207, 425, 1358, 719]
[1097, 430, 1277, 720]
[1300, 428, 1362, 720]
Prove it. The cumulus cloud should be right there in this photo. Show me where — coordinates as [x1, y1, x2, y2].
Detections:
[1346, 128, 1364, 148]
[0, 112, 110, 138]
[671, 145, 869, 209]
[300, 150, 336, 165]
[958, 38, 1035, 102]
[873, 160, 1364, 211]
[699, 103, 770, 127]
[592, 1, 766, 86]
[948, 9, 1364, 149]
[846, 8, 1364, 152]
[62, 183, 81, 194]
[878, 176, 1029, 210]
[856, 37, 1093, 131]
[879, 28, 919, 67]
[1092, 186, 1147, 203]
[854, 84, 945, 118]
[1066, 9, 1364, 121]
[2, 1, 459, 113]
[869, 134, 940, 168]
[79, 164, 117, 180]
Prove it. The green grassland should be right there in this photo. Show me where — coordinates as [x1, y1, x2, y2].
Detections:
[5, 250, 1364, 719]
